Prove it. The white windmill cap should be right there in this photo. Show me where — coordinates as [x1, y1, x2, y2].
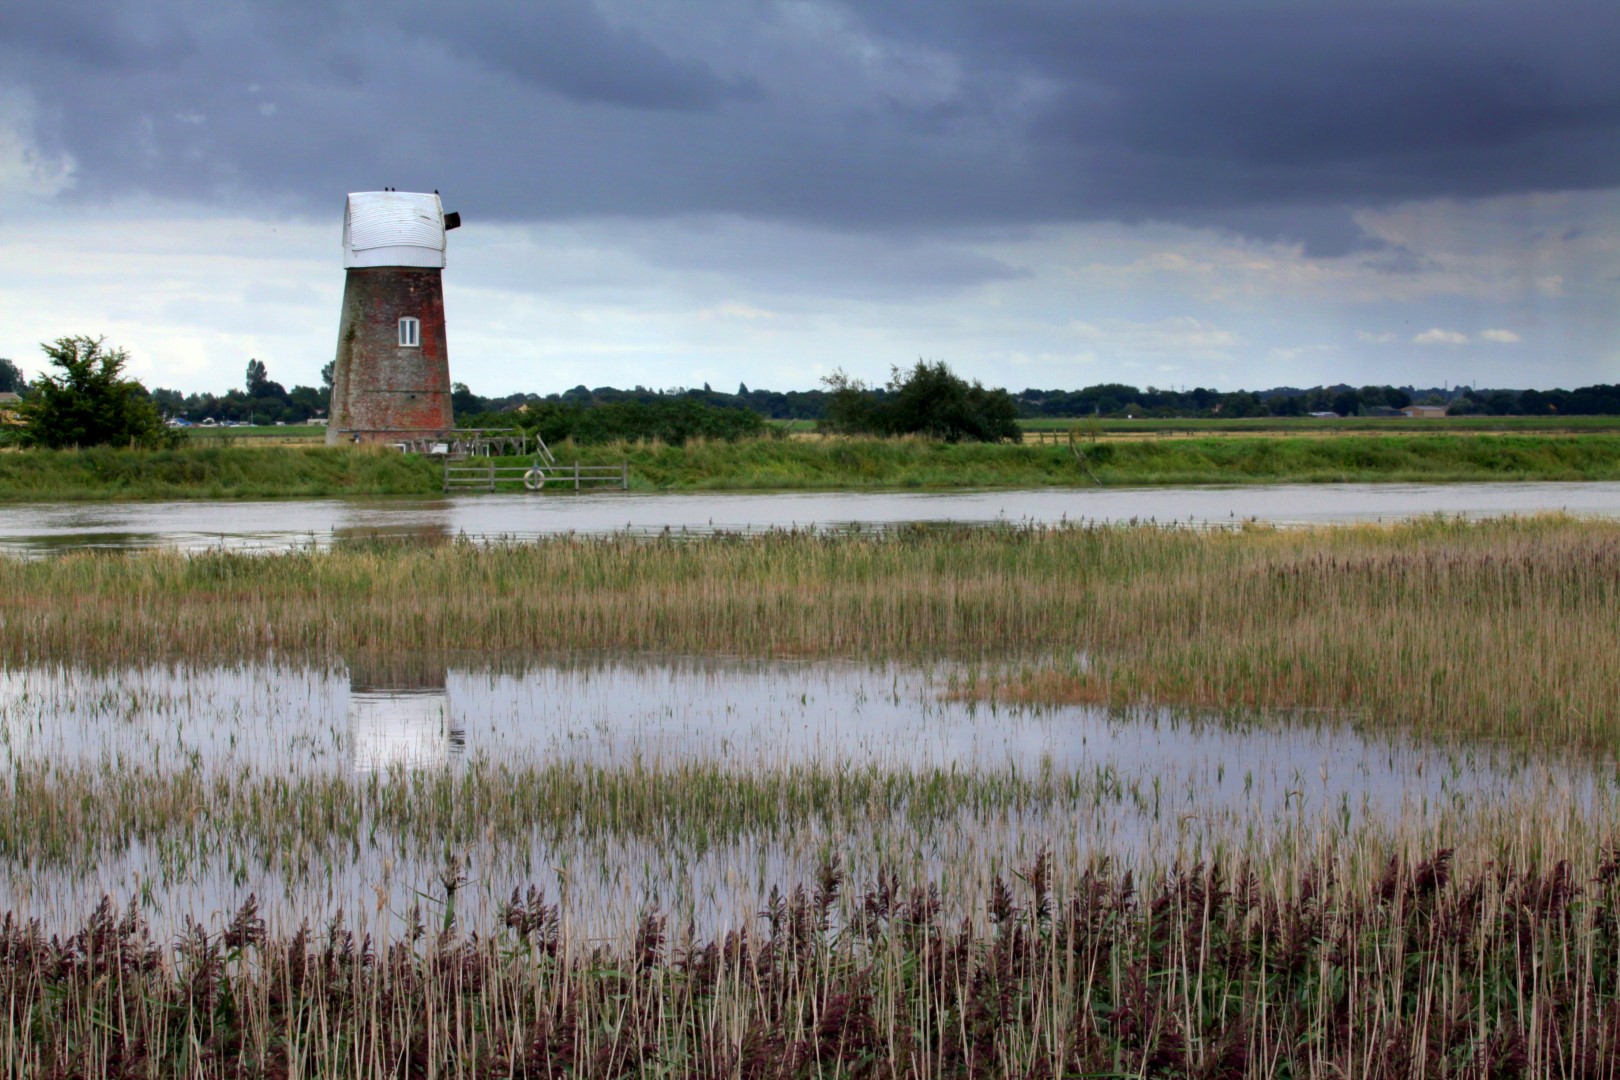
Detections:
[343, 191, 452, 269]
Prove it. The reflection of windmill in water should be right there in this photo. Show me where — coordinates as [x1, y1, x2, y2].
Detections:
[347, 656, 465, 772]
[330, 518, 453, 550]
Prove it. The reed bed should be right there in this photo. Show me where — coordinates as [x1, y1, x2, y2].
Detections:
[0, 733, 1612, 937]
[0, 756, 1118, 875]
[5, 515, 1619, 752]
[5, 516, 1620, 1074]
[9, 844, 1620, 1078]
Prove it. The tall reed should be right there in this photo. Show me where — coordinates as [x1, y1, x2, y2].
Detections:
[7, 847, 1620, 1078]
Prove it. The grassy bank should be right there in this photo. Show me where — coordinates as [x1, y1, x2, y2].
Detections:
[5, 515, 1619, 751]
[0, 445, 441, 501]
[525, 432, 1620, 489]
[8, 432, 1620, 500]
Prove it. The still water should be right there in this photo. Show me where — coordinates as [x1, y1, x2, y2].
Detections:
[4, 481, 1620, 554]
[0, 656, 1602, 937]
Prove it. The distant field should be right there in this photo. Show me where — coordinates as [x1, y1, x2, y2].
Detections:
[772, 415, 1620, 439]
[1017, 414, 1620, 435]
[182, 424, 327, 444]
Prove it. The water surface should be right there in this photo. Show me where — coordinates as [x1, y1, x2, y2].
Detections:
[0, 656, 1599, 937]
[4, 481, 1620, 554]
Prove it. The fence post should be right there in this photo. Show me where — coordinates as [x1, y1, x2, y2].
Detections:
[622, 461, 628, 490]
[574, 461, 580, 491]
[488, 459, 496, 492]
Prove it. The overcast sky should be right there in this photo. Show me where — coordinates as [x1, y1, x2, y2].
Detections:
[2, 0, 1618, 395]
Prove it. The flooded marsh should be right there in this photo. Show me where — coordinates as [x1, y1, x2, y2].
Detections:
[2, 655, 1606, 938]
[4, 517, 1620, 1075]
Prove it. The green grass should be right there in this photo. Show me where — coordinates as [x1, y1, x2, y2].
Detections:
[181, 424, 328, 440]
[535, 433, 1620, 490]
[0, 445, 441, 501]
[7, 432, 1620, 501]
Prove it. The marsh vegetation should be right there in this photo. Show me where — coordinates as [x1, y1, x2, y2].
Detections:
[3, 517, 1619, 1075]
[6, 516, 1619, 749]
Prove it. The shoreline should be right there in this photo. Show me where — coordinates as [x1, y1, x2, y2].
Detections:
[7, 433, 1620, 501]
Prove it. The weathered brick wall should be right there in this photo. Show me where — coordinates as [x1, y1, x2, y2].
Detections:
[326, 268, 453, 445]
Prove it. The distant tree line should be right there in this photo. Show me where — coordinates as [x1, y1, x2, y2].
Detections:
[449, 378, 1620, 423]
[457, 362, 1022, 444]
[148, 359, 331, 425]
[461, 396, 767, 447]
[14, 332, 1620, 453]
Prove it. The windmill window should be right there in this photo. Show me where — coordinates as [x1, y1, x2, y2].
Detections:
[398, 317, 421, 348]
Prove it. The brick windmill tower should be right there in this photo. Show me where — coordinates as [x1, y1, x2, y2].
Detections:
[326, 191, 462, 445]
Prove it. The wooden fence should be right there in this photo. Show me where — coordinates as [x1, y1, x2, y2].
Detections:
[443, 460, 629, 493]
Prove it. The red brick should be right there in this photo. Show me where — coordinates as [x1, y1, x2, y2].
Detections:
[326, 268, 452, 444]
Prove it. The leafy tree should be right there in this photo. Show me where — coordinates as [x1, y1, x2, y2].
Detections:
[452, 382, 490, 420]
[245, 358, 268, 396]
[18, 336, 179, 449]
[886, 360, 1019, 441]
[0, 358, 25, 394]
[320, 360, 335, 390]
[1270, 394, 1305, 417]
[820, 361, 1019, 442]
[150, 387, 185, 416]
[288, 384, 326, 419]
[819, 370, 887, 436]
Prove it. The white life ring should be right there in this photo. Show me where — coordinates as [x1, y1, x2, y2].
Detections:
[523, 468, 547, 491]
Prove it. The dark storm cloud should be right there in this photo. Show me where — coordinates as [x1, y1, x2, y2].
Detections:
[415, 0, 759, 111]
[5, 0, 1619, 245]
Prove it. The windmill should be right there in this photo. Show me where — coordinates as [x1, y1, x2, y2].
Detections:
[326, 191, 462, 445]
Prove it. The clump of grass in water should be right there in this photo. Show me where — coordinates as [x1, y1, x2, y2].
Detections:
[0, 756, 1105, 876]
[6, 850, 1619, 1077]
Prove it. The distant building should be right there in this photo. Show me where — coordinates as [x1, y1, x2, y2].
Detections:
[0, 391, 22, 426]
[1365, 405, 1405, 418]
[1401, 404, 1449, 418]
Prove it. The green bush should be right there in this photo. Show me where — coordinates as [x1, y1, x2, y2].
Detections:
[16, 336, 178, 450]
[820, 361, 1019, 442]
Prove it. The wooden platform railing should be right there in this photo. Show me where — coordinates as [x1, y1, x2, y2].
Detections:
[443, 459, 629, 493]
